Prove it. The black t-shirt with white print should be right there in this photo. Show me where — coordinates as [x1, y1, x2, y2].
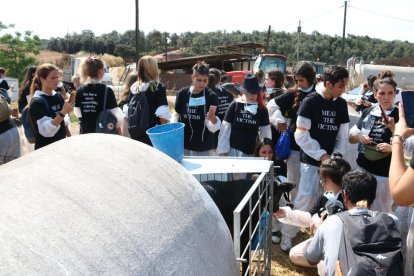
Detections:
[0, 79, 9, 90]
[29, 93, 66, 150]
[297, 92, 349, 166]
[213, 86, 234, 121]
[75, 83, 118, 134]
[274, 90, 310, 151]
[175, 87, 218, 151]
[224, 101, 270, 155]
[356, 106, 399, 177]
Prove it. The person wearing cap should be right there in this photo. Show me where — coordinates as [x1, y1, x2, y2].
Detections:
[172, 61, 220, 156]
[216, 73, 271, 159]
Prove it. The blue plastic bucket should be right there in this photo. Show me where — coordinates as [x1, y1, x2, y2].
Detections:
[146, 123, 185, 162]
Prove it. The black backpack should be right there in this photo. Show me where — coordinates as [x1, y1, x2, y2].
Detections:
[95, 86, 117, 134]
[21, 95, 50, 144]
[337, 211, 403, 276]
[127, 85, 150, 139]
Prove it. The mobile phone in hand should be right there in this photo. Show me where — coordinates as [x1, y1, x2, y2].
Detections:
[378, 105, 389, 125]
[401, 91, 414, 128]
[209, 105, 217, 114]
[68, 92, 77, 102]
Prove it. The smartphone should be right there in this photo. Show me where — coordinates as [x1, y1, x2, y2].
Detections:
[401, 91, 414, 128]
[209, 105, 217, 114]
[378, 105, 389, 125]
[68, 92, 77, 102]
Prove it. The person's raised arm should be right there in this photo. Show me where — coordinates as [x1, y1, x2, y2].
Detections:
[389, 102, 414, 206]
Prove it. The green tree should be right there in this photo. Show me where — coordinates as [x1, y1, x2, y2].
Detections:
[0, 22, 40, 80]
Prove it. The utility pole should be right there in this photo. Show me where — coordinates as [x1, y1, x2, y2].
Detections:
[135, 0, 139, 70]
[297, 21, 301, 62]
[165, 33, 168, 62]
[265, 25, 271, 53]
[341, 0, 348, 65]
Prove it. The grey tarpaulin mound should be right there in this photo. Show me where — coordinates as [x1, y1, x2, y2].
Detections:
[0, 134, 238, 275]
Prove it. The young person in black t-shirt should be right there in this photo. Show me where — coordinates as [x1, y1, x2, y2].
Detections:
[172, 61, 220, 156]
[74, 56, 123, 134]
[267, 62, 317, 201]
[18, 65, 37, 113]
[125, 56, 170, 144]
[0, 67, 10, 91]
[279, 66, 349, 252]
[349, 75, 399, 213]
[208, 68, 233, 149]
[217, 73, 271, 157]
[28, 63, 74, 150]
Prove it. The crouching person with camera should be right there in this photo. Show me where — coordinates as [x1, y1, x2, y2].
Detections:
[272, 153, 351, 267]
[305, 169, 404, 276]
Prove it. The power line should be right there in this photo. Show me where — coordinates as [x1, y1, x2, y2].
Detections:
[272, 6, 342, 31]
[350, 5, 414, 24]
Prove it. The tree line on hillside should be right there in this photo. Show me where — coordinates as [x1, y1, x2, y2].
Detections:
[2, 20, 414, 81]
[46, 29, 414, 65]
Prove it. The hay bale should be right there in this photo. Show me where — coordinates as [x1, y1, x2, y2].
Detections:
[0, 134, 238, 275]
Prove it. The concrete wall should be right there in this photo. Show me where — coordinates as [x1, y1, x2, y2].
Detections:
[0, 134, 238, 275]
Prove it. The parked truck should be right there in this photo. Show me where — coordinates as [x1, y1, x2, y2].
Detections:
[346, 57, 414, 90]
[63, 57, 113, 85]
[222, 54, 288, 84]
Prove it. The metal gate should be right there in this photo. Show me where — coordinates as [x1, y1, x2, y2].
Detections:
[182, 157, 274, 276]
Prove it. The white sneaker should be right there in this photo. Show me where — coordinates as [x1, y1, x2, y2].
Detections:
[280, 235, 292, 252]
[272, 231, 281, 244]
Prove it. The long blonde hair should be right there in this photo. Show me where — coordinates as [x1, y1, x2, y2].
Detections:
[137, 56, 160, 85]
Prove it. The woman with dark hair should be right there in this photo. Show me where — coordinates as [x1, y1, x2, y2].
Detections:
[208, 68, 233, 149]
[280, 65, 349, 252]
[355, 74, 378, 112]
[28, 63, 74, 149]
[264, 69, 286, 102]
[172, 61, 220, 156]
[253, 138, 287, 176]
[267, 62, 317, 199]
[349, 75, 399, 213]
[18, 65, 37, 113]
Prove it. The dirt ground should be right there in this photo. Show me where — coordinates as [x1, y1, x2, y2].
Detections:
[270, 230, 318, 276]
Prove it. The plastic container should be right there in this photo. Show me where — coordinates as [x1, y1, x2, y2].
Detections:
[146, 123, 185, 162]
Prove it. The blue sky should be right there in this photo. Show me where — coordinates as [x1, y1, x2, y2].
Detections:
[2, 0, 414, 42]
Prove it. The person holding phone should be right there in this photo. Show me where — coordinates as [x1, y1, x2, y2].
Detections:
[349, 76, 399, 213]
[172, 61, 220, 156]
[28, 63, 74, 150]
